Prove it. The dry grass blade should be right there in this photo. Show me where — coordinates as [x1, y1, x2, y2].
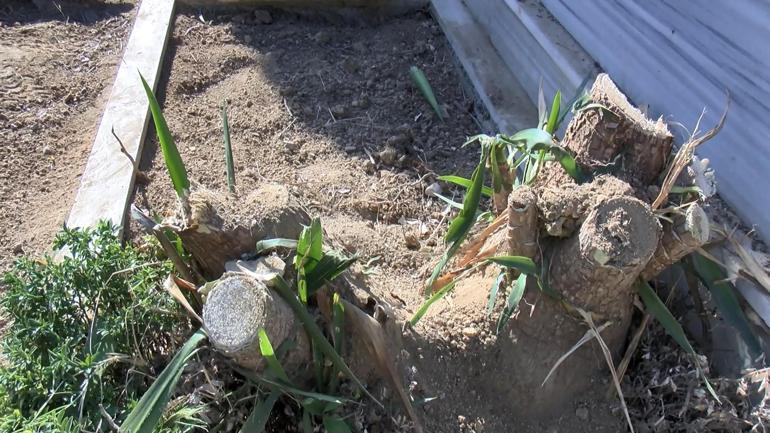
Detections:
[342, 300, 424, 433]
[575, 307, 634, 433]
[163, 275, 202, 324]
[652, 100, 728, 210]
[728, 235, 770, 294]
[457, 213, 508, 265]
[542, 320, 612, 387]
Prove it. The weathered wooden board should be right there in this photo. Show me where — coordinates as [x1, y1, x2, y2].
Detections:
[464, 0, 599, 105]
[541, 0, 770, 242]
[431, 0, 536, 134]
[177, 0, 426, 11]
[67, 0, 175, 231]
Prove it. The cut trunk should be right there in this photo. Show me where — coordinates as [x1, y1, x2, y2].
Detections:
[175, 183, 309, 279]
[407, 74, 686, 427]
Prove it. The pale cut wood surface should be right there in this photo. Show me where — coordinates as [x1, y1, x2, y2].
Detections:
[67, 0, 175, 231]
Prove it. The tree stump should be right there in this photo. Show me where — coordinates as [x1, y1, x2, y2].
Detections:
[405, 74, 709, 427]
[202, 270, 312, 379]
[176, 183, 310, 279]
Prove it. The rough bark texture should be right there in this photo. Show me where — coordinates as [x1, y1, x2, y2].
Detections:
[406, 74, 680, 425]
[177, 183, 309, 278]
[540, 73, 673, 190]
[506, 185, 538, 258]
[561, 73, 673, 185]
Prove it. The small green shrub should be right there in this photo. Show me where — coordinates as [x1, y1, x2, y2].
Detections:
[0, 222, 189, 432]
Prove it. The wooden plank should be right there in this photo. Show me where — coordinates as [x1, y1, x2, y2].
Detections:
[431, 0, 536, 133]
[67, 0, 176, 231]
[464, 0, 599, 105]
[177, 0, 426, 11]
[542, 0, 770, 242]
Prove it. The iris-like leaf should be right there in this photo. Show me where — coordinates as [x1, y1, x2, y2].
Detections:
[636, 279, 719, 401]
[548, 146, 583, 183]
[121, 329, 207, 433]
[496, 273, 527, 334]
[409, 66, 444, 121]
[437, 175, 493, 197]
[545, 90, 561, 134]
[411, 281, 456, 326]
[239, 391, 280, 433]
[690, 253, 762, 357]
[426, 152, 488, 291]
[295, 218, 323, 273]
[270, 275, 382, 408]
[306, 251, 358, 295]
[503, 128, 554, 152]
[140, 73, 189, 199]
[486, 271, 505, 316]
[323, 417, 353, 433]
[258, 329, 290, 383]
[486, 256, 538, 275]
[255, 238, 298, 254]
[445, 156, 487, 245]
[221, 101, 235, 193]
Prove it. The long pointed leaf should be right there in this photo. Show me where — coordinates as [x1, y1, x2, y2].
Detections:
[221, 101, 236, 193]
[239, 391, 280, 433]
[270, 276, 383, 408]
[445, 156, 486, 245]
[548, 146, 583, 183]
[258, 329, 291, 383]
[487, 256, 538, 275]
[545, 90, 561, 134]
[140, 73, 189, 199]
[307, 251, 357, 294]
[121, 330, 207, 433]
[323, 417, 353, 433]
[255, 238, 298, 254]
[690, 253, 762, 357]
[427, 153, 487, 292]
[496, 273, 527, 334]
[409, 66, 444, 121]
[437, 175, 493, 197]
[411, 281, 455, 326]
[237, 368, 348, 405]
[503, 128, 554, 152]
[636, 280, 719, 401]
[486, 271, 505, 316]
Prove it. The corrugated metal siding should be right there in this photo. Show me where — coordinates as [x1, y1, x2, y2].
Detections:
[541, 0, 770, 241]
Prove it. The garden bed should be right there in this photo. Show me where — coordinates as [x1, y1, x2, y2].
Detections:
[125, 6, 770, 433]
[1, 3, 767, 433]
[0, 0, 135, 273]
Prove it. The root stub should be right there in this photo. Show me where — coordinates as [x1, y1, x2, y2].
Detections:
[550, 195, 661, 321]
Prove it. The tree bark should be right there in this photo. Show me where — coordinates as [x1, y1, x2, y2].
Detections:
[176, 183, 309, 279]
[407, 74, 679, 425]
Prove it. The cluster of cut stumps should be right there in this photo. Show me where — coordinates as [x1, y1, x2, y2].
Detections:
[132, 74, 719, 431]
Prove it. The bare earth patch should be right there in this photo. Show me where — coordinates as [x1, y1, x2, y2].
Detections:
[0, 0, 135, 272]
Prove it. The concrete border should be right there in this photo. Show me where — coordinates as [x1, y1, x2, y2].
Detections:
[67, 0, 176, 231]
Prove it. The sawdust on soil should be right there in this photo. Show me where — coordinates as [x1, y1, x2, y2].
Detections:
[0, 0, 135, 273]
